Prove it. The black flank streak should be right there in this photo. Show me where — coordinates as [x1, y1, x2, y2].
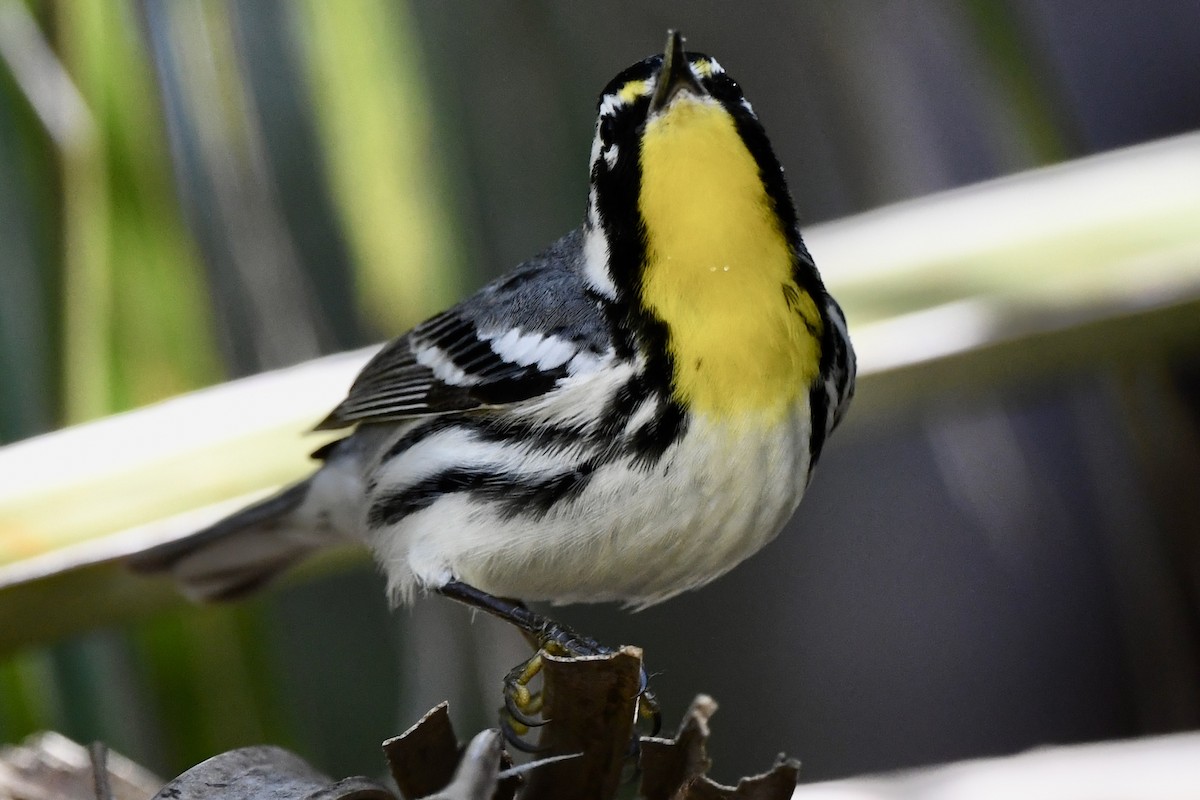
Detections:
[462, 414, 589, 454]
[370, 468, 489, 526]
[382, 413, 589, 467]
[807, 381, 830, 476]
[631, 400, 687, 467]
[595, 373, 649, 441]
[593, 373, 687, 469]
[369, 464, 596, 528]
[504, 462, 595, 519]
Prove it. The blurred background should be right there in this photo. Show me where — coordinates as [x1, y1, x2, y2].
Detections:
[1, 0, 1199, 787]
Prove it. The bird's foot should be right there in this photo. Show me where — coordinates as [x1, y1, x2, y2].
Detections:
[500, 652, 548, 752]
[498, 623, 662, 753]
[432, 581, 661, 751]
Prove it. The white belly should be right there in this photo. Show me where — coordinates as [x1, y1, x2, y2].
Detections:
[367, 401, 813, 608]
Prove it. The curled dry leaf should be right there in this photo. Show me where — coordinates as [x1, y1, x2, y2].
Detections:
[0, 731, 160, 800]
[2, 648, 797, 800]
[638, 695, 800, 800]
[675, 756, 801, 800]
[147, 745, 393, 800]
[384, 703, 463, 800]
[383, 703, 518, 800]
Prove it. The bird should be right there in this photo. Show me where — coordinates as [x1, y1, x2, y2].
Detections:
[130, 29, 855, 742]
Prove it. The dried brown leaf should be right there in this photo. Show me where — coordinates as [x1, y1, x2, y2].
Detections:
[384, 703, 462, 800]
[0, 732, 160, 800]
[148, 745, 393, 799]
[520, 646, 642, 800]
[638, 695, 718, 800]
[676, 757, 800, 800]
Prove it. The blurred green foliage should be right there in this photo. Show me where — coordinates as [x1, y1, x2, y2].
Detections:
[56, 2, 222, 422]
[0, 0, 460, 777]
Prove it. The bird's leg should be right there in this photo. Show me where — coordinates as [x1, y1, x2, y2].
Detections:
[437, 580, 602, 652]
[436, 580, 662, 747]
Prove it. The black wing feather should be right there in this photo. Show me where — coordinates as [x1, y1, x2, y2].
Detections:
[315, 229, 611, 431]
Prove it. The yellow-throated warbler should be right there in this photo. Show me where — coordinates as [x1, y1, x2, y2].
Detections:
[132, 30, 855, 736]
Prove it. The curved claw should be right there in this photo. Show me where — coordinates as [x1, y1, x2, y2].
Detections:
[648, 705, 667, 743]
[630, 664, 663, 737]
[500, 717, 549, 754]
[504, 690, 548, 728]
[638, 683, 663, 738]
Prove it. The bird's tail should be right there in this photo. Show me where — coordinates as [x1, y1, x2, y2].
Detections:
[128, 477, 337, 602]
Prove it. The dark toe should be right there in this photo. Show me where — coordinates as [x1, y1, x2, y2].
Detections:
[499, 717, 548, 754]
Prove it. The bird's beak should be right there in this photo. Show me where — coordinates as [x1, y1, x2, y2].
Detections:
[648, 30, 706, 115]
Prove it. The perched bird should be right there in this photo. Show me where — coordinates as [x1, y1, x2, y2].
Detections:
[132, 30, 855, 737]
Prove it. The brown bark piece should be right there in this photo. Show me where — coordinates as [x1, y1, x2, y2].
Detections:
[520, 646, 643, 800]
[679, 757, 801, 800]
[383, 702, 462, 800]
[638, 695, 718, 800]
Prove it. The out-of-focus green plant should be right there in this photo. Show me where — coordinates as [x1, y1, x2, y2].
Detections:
[55, 2, 222, 423]
[0, 0, 455, 777]
[299, 0, 463, 331]
[0, 0, 221, 437]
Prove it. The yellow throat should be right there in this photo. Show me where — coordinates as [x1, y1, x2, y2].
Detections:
[638, 97, 823, 419]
